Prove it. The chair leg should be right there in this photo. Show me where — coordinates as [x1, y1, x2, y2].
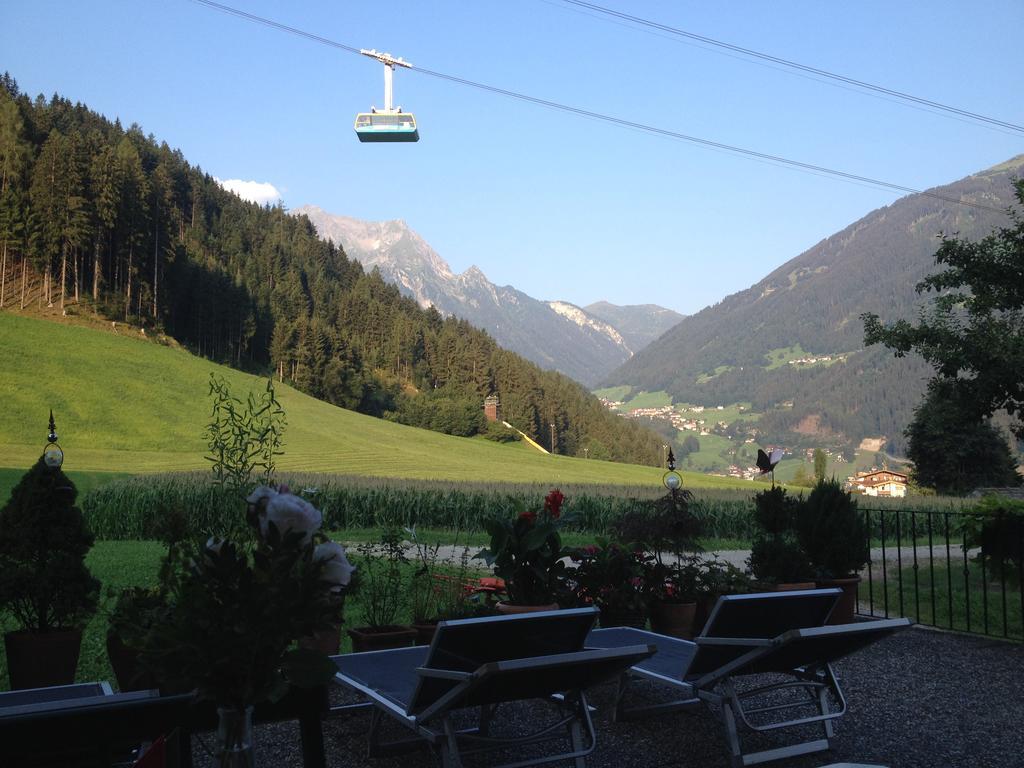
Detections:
[567, 694, 587, 768]
[720, 699, 745, 768]
[478, 703, 495, 737]
[817, 683, 835, 742]
[441, 718, 465, 768]
[612, 673, 630, 723]
[367, 707, 383, 758]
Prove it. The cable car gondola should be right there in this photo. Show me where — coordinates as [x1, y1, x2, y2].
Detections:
[355, 49, 419, 143]
[354, 110, 418, 142]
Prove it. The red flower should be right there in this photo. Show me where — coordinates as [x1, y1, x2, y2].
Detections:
[519, 510, 537, 523]
[544, 489, 565, 519]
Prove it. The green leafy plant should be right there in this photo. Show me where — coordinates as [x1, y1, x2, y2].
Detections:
[205, 374, 287, 495]
[613, 489, 704, 605]
[959, 494, 1024, 583]
[568, 538, 647, 613]
[794, 479, 869, 579]
[108, 507, 190, 650]
[353, 527, 409, 629]
[695, 555, 754, 600]
[747, 486, 814, 584]
[475, 489, 568, 605]
[0, 458, 100, 632]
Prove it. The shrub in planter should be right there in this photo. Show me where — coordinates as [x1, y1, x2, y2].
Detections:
[614, 489, 704, 637]
[793, 479, 869, 624]
[747, 487, 814, 587]
[0, 458, 101, 688]
[794, 479, 869, 579]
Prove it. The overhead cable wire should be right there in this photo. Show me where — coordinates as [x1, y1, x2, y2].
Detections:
[190, 0, 1008, 215]
[559, 0, 1024, 135]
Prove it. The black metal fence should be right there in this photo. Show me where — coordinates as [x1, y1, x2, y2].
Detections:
[857, 507, 1024, 641]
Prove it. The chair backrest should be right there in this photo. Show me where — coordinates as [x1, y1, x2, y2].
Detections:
[743, 618, 910, 675]
[687, 589, 840, 678]
[406, 607, 598, 715]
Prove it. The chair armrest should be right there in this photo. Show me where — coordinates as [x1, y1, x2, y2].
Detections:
[415, 668, 473, 682]
[695, 637, 774, 647]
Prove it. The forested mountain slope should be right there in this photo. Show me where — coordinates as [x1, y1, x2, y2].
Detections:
[293, 206, 641, 386]
[606, 156, 1024, 456]
[0, 76, 662, 465]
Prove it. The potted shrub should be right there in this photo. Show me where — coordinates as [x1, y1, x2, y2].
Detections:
[568, 539, 648, 628]
[0, 458, 101, 689]
[476, 489, 569, 612]
[747, 486, 816, 590]
[794, 478, 869, 623]
[614, 489, 704, 638]
[348, 528, 417, 651]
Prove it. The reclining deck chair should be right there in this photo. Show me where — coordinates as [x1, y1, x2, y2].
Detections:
[586, 589, 910, 767]
[332, 607, 654, 768]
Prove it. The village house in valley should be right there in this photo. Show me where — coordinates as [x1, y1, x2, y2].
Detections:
[848, 469, 909, 498]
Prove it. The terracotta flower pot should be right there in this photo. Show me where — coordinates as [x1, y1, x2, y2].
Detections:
[756, 581, 818, 593]
[495, 601, 559, 615]
[598, 607, 647, 629]
[298, 624, 342, 655]
[347, 625, 417, 653]
[816, 576, 861, 624]
[5, 628, 82, 690]
[412, 622, 439, 646]
[106, 633, 158, 692]
[649, 601, 697, 639]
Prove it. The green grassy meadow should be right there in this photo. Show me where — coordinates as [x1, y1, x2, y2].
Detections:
[0, 313, 747, 490]
[862, 561, 1023, 641]
[616, 390, 672, 410]
[591, 385, 632, 403]
[0, 467, 132, 508]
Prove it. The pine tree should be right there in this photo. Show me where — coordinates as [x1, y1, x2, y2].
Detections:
[0, 457, 100, 631]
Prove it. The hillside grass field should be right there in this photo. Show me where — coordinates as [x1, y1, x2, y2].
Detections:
[0, 313, 749, 490]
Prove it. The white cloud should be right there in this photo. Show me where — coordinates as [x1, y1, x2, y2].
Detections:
[215, 178, 282, 205]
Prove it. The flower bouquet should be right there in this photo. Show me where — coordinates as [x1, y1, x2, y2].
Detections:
[142, 485, 353, 766]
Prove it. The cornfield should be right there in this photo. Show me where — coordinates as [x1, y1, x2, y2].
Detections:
[80, 472, 761, 541]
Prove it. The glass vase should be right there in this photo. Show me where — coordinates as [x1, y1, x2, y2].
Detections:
[216, 705, 255, 768]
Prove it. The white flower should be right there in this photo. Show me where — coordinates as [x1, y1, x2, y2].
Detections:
[205, 536, 225, 554]
[314, 541, 356, 590]
[259, 491, 323, 544]
[246, 486, 279, 506]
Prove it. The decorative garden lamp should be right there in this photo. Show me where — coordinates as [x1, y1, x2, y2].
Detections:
[43, 410, 64, 470]
[662, 447, 683, 496]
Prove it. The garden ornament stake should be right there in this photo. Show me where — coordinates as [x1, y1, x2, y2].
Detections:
[663, 448, 683, 497]
[43, 410, 63, 470]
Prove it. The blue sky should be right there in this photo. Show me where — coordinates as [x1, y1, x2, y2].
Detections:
[4, 1, 1023, 315]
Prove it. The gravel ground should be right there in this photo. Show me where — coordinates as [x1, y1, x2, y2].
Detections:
[191, 626, 1024, 768]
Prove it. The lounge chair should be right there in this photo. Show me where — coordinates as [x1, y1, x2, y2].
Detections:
[586, 589, 910, 767]
[332, 607, 655, 768]
[0, 682, 191, 766]
[0, 681, 330, 768]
